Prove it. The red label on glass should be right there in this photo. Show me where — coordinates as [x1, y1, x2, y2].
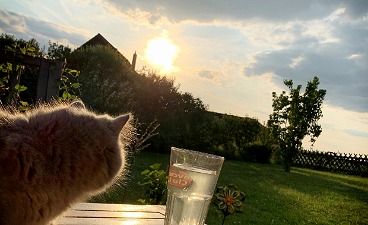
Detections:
[168, 167, 192, 187]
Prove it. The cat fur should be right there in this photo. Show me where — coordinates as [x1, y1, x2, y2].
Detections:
[0, 101, 132, 225]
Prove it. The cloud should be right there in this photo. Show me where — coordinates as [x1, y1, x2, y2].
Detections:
[105, 0, 368, 25]
[245, 48, 368, 112]
[103, 0, 368, 26]
[196, 70, 227, 87]
[289, 56, 305, 69]
[198, 70, 215, 79]
[344, 129, 368, 138]
[242, 8, 368, 113]
[0, 9, 89, 48]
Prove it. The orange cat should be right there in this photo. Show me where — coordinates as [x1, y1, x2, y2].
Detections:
[0, 101, 132, 225]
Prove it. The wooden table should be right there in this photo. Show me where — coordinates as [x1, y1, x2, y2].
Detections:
[54, 203, 166, 225]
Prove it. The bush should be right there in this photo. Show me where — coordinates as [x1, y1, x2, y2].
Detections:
[361, 166, 368, 177]
[271, 147, 283, 165]
[138, 163, 167, 205]
[242, 144, 272, 164]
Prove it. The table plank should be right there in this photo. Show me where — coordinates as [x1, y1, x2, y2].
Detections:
[71, 203, 166, 215]
[54, 203, 166, 225]
[55, 217, 164, 225]
[62, 210, 163, 219]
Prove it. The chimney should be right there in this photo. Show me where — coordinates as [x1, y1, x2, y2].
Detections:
[132, 51, 137, 71]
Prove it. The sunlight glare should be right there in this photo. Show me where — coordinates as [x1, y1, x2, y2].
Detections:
[145, 31, 180, 73]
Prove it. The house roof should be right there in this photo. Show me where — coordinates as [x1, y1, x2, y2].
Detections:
[79, 33, 132, 67]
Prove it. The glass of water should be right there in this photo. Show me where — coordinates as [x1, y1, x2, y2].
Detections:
[164, 147, 224, 225]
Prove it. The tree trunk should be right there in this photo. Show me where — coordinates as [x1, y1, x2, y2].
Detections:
[283, 150, 293, 172]
[284, 160, 291, 172]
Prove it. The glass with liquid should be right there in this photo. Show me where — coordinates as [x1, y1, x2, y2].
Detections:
[164, 147, 224, 225]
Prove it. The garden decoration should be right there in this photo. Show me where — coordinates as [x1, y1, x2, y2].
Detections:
[214, 184, 246, 225]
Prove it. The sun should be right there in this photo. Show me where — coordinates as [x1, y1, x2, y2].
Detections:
[145, 32, 180, 73]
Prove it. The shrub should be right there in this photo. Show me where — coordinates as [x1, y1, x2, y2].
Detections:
[361, 166, 368, 177]
[138, 163, 167, 205]
[242, 144, 272, 164]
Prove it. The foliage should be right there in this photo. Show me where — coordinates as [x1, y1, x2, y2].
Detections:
[46, 41, 79, 101]
[268, 76, 326, 172]
[242, 144, 273, 164]
[205, 113, 263, 159]
[128, 119, 160, 153]
[58, 67, 80, 101]
[132, 68, 209, 153]
[0, 34, 80, 108]
[361, 166, 368, 177]
[0, 34, 41, 109]
[138, 163, 168, 205]
[214, 184, 246, 225]
[47, 41, 72, 61]
[68, 45, 134, 115]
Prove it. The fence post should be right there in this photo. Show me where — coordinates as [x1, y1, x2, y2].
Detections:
[36, 58, 63, 102]
[46, 60, 63, 101]
[36, 58, 49, 101]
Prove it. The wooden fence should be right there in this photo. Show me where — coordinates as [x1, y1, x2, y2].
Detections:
[0, 51, 63, 102]
[293, 150, 368, 176]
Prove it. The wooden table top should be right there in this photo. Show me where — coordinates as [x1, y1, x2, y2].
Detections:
[54, 202, 166, 225]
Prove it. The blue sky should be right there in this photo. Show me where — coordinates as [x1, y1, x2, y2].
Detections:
[0, 0, 367, 154]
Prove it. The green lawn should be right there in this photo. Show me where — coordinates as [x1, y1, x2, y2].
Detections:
[91, 152, 368, 225]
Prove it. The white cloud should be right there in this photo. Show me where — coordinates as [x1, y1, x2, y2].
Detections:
[0, 10, 27, 33]
[0, 9, 89, 48]
[106, 0, 368, 24]
[241, 7, 368, 113]
[348, 54, 365, 60]
[289, 56, 305, 69]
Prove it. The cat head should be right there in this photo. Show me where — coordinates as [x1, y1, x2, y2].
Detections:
[23, 101, 134, 193]
[70, 101, 130, 135]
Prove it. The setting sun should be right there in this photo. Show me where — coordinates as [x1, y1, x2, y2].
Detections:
[145, 31, 180, 73]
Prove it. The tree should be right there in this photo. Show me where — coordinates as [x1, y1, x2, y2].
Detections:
[68, 45, 135, 115]
[47, 41, 72, 61]
[267, 76, 326, 172]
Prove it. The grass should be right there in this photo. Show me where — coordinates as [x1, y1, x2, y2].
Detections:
[91, 152, 368, 225]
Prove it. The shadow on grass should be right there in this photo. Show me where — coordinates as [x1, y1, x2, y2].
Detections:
[89, 153, 367, 225]
[209, 161, 368, 225]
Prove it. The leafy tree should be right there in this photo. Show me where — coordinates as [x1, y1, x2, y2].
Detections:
[268, 76, 326, 172]
[47, 41, 72, 61]
[68, 45, 134, 115]
[132, 68, 209, 152]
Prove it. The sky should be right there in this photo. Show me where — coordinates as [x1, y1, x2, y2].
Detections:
[0, 0, 367, 154]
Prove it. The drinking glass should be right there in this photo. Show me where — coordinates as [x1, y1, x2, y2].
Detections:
[164, 147, 224, 225]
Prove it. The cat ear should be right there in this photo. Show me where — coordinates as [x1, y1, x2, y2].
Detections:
[112, 114, 130, 133]
[70, 101, 85, 110]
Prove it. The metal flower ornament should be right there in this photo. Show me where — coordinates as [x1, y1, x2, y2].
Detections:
[214, 184, 246, 225]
